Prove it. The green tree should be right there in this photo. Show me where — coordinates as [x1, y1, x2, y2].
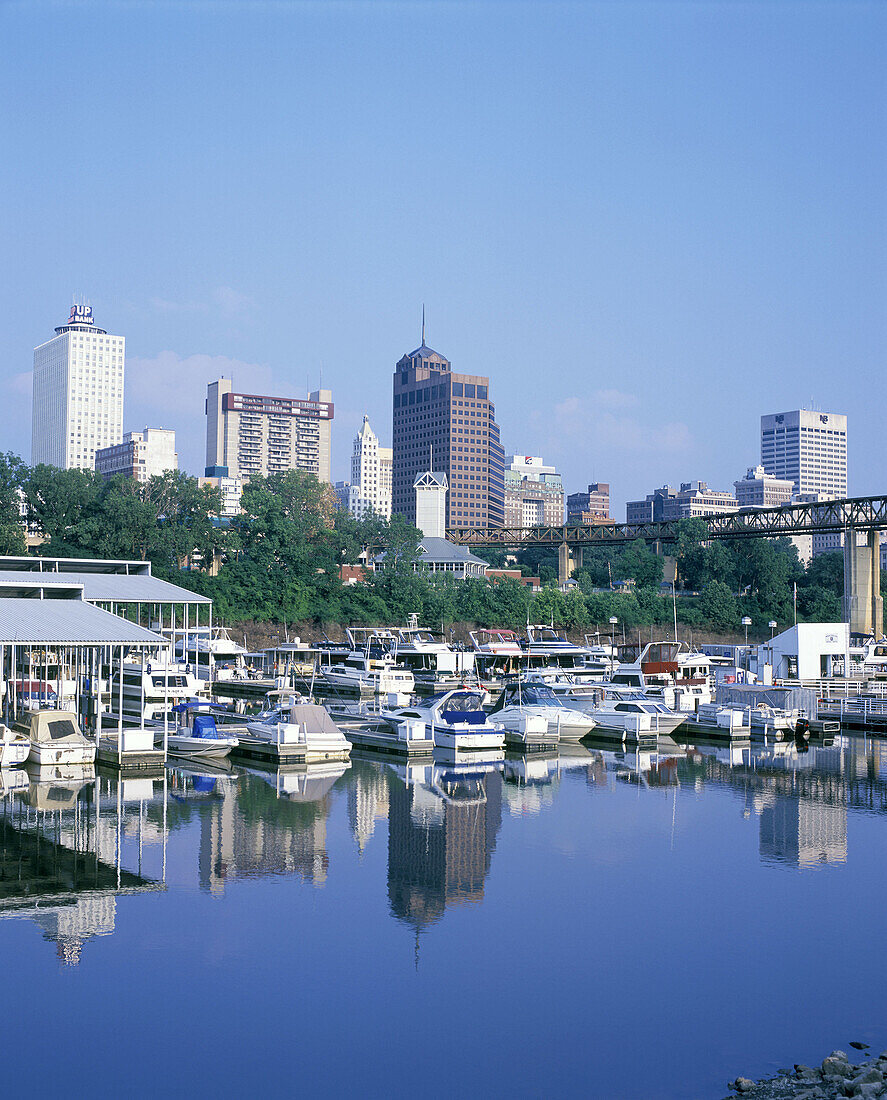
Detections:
[0, 453, 28, 554]
[699, 580, 739, 631]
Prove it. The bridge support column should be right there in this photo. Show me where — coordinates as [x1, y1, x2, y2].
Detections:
[558, 543, 574, 586]
[843, 528, 883, 636]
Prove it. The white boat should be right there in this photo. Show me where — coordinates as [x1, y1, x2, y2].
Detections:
[158, 708, 239, 761]
[395, 620, 475, 690]
[587, 692, 687, 739]
[322, 630, 415, 698]
[519, 625, 596, 674]
[326, 699, 435, 755]
[383, 689, 506, 752]
[245, 700, 352, 762]
[488, 682, 596, 743]
[607, 642, 713, 711]
[0, 725, 30, 768]
[110, 657, 205, 710]
[470, 629, 525, 685]
[27, 710, 97, 766]
[173, 627, 248, 681]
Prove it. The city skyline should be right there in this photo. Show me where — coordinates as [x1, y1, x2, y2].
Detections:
[3, 3, 883, 511]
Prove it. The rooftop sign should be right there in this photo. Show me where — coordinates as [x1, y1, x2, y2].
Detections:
[68, 304, 94, 326]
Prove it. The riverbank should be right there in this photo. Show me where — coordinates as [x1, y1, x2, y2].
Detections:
[725, 1048, 887, 1098]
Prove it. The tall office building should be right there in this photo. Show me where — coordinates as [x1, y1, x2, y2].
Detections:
[760, 410, 847, 497]
[346, 416, 392, 519]
[32, 304, 125, 470]
[391, 332, 504, 528]
[205, 378, 333, 483]
[95, 428, 178, 484]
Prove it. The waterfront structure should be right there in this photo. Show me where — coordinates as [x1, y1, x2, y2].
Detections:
[734, 466, 794, 508]
[205, 378, 334, 483]
[32, 304, 125, 471]
[566, 482, 611, 524]
[626, 482, 738, 523]
[391, 331, 504, 528]
[761, 409, 847, 497]
[345, 416, 392, 519]
[199, 473, 244, 517]
[95, 428, 177, 484]
[504, 456, 564, 526]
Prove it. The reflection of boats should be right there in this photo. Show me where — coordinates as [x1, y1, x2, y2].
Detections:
[161, 707, 239, 761]
[27, 711, 96, 766]
[0, 767, 28, 796]
[489, 682, 595, 743]
[23, 763, 95, 807]
[243, 760, 351, 802]
[244, 701, 351, 762]
[384, 690, 506, 752]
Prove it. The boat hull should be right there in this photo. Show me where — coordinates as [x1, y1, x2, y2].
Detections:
[28, 741, 96, 766]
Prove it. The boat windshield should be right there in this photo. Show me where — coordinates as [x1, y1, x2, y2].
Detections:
[506, 684, 561, 707]
[437, 691, 485, 713]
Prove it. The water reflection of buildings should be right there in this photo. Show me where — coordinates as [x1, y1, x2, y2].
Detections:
[347, 764, 389, 853]
[194, 768, 342, 896]
[0, 771, 165, 964]
[758, 793, 847, 867]
[387, 766, 502, 933]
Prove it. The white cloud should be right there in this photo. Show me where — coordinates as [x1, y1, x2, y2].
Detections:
[593, 388, 638, 410]
[7, 371, 32, 397]
[213, 286, 254, 315]
[548, 395, 689, 454]
[125, 351, 274, 475]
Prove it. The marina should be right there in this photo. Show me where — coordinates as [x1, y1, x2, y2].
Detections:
[2, 730, 887, 1098]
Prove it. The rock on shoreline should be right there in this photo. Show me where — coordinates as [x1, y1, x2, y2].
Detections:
[724, 1049, 887, 1099]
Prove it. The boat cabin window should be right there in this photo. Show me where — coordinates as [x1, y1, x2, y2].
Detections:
[506, 684, 560, 706]
[614, 703, 643, 713]
[438, 692, 484, 713]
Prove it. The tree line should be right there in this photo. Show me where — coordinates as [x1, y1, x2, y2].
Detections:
[0, 455, 859, 635]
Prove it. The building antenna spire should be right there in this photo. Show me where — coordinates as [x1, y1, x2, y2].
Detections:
[422, 304, 425, 346]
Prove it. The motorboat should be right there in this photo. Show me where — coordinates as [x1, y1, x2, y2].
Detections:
[245, 700, 351, 762]
[587, 692, 687, 739]
[322, 630, 415, 698]
[173, 627, 249, 681]
[109, 657, 206, 712]
[0, 724, 31, 768]
[27, 710, 97, 766]
[523, 670, 602, 703]
[383, 689, 506, 752]
[469, 629, 525, 686]
[519, 625, 596, 675]
[394, 620, 475, 690]
[606, 642, 713, 711]
[488, 681, 596, 743]
[326, 699, 435, 755]
[159, 706, 239, 761]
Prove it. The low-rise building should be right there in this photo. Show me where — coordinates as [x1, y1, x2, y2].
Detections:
[504, 455, 564, 527]
[567, 482, 611, 523]
[734, 466, 794, 508]
[95, 428, 178, 483]
[627, 482, 738, 523]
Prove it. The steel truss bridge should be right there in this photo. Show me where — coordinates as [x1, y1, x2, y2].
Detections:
[445, 495, 887, 549]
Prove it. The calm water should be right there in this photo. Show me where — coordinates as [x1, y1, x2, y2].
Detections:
[3, 733, 887, 1099]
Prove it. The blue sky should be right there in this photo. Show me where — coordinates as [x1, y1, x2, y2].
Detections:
[2, 1, 884, 515]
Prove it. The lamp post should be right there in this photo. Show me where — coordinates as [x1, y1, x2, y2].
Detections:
[609, 616, 620, 650]
[768, 620, 777, 677]
[741, 616, 752, 676]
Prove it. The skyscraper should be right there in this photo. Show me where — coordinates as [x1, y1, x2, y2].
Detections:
[205, 378, 333, 483]
[32, 304, 125, 470]
[391, 329, 503, 528]
[346, 416, 392, 519]
[760, 409, 847, 497]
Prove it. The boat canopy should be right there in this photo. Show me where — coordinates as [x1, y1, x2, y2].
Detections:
[29, 711, 85, 744]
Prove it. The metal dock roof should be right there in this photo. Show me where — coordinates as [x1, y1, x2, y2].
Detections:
[0, 569, 210, 605]
[0, 598, 166, 645]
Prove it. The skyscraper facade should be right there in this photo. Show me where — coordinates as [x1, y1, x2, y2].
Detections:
[32, 305, 125, 470]
[504, 455, 564, 526]
[346, 416, 392, 519]
[760, 409, 847, 497]
[391, 335, 503, 528]
[205, 378, 333, 483]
